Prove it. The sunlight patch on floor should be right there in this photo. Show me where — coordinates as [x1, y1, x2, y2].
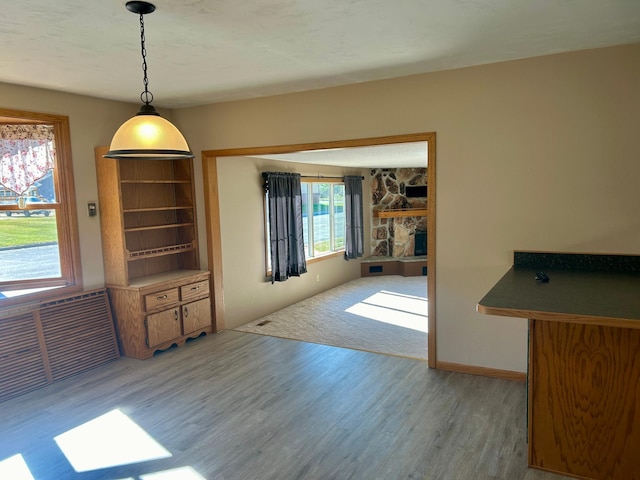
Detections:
[54, 409, 171, 472]
[4, 409, 208, 478]
[346, 290, 428, 332]
[139, 466, 208, 479]
[0, 454, 35, 480]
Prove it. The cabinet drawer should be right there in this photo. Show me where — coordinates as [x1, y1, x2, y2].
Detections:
[145, 288, 179, 311]
[182, 298, 211, 335]
[180, 280, 209, 302]
[146, 308, 181, 347]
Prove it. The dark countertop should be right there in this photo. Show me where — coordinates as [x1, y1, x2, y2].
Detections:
[478, 252, 640, 327]
[513, 251, 640, 272]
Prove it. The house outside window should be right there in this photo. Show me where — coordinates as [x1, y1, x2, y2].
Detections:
[0, 109, 82, 303]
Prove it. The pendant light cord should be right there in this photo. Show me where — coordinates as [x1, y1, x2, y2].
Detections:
[138, 12, 153, 106]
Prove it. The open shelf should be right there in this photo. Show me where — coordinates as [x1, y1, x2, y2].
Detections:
[123, 206, 193, 213]
[120, 179, 192, 184]
[125, 222, 195, 233]
[95, 147, 201, 286]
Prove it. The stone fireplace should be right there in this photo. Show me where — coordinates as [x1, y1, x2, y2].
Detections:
[370, 167, 427, 258]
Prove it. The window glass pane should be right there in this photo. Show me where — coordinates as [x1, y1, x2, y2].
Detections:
[333, 184, 345, 250]
[0, 216, 61, 281]
[312, 183, 330, 256]
[0, 124, 62, 284]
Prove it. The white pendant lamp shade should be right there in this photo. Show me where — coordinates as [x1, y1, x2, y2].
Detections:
[105, 1, 194, 160]
[105, 106, 194, 160]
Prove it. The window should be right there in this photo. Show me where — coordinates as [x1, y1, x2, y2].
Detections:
[264, 179, 345, 275]
[0, 109, 82, 304]
[301, 180, 345, 258]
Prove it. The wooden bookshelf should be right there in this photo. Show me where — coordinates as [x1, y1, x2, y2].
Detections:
[95, 146, 212, 359]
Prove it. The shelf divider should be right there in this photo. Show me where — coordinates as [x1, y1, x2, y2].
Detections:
[126, 243, 195, 261]
[125, 222, 195, 233]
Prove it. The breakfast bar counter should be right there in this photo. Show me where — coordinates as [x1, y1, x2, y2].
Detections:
[477, 252, 640, 480]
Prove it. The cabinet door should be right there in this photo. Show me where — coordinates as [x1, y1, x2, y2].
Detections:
[146, 308, 181, 347]
[182, 298, 211, 335]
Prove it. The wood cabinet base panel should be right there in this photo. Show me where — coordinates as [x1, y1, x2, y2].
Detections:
[134, 328, 212, 359]
[529, 320, 640, 480]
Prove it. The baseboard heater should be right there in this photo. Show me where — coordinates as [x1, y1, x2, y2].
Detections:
[0, 289, 120, 403]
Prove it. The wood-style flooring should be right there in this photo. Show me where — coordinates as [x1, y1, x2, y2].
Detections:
[0, 331, 571, 480]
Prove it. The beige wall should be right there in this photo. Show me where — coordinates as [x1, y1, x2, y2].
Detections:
[216, 156, 366, 327]
[177, 43, 640, 372]
[2, 42, 639, 373]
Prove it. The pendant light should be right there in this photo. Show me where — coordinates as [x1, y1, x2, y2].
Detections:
[105, 1, 194, 160]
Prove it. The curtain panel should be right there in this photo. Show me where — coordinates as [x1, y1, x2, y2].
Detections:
[344, 175, 364, 260]
[1, 124, 56, 195]
[264, 172, 307, 283]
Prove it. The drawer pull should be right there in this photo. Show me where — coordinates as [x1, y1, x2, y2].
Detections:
[190, 286, 200, 291]
[157, 294, 168, 300]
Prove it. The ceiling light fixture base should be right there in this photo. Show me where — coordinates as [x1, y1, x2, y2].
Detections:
[125, 1, 156, 15]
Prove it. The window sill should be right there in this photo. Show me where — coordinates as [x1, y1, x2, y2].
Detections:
[306, 250, 345, 265]
[265, 250, 346, 277]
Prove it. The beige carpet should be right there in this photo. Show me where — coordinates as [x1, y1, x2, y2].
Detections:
[234, 275, 428, 360]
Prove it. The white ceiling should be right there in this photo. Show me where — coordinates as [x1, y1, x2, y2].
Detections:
[2, 0, 639, 168]
[250, 142, 428, 169]
[1, 0, 639, 110]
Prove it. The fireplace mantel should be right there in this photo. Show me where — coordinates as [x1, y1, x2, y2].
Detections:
[373, 208, 428, 218]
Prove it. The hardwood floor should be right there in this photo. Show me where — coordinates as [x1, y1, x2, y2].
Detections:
[0, 331, 570, 480]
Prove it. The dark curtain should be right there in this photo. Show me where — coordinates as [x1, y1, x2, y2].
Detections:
[344, 175, 364, 260]
[265, 172, 307, 283]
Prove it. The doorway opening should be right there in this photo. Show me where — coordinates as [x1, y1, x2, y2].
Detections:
[202, 132, 436, 367]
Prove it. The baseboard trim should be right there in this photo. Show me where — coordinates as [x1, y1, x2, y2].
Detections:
[436, 361, 526, 382]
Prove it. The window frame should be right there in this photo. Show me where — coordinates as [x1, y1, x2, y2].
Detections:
[0, 108, 83, 307]
[301, 179, 345, 259]
[263, 177, 346, 276]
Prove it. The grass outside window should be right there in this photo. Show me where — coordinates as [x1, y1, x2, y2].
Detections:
[0, 216, 58, 247]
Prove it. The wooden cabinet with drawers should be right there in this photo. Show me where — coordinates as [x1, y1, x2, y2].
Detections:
[107, 271, 211, 359]
[95, 146, 212, 359]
